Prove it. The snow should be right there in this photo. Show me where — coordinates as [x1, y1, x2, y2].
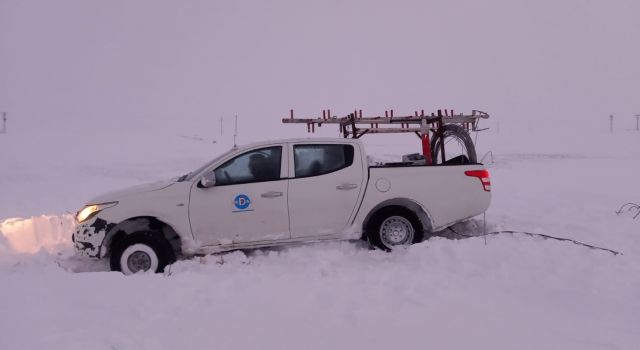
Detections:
[0, 215, 74, 255]
[1, 122, 639, 350]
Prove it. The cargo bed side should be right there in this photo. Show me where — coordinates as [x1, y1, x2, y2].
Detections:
[354, 164, 491, 233]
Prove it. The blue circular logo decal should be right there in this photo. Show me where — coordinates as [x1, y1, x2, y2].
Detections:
[234, 194, 251, 210]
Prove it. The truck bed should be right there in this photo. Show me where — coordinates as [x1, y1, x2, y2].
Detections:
[354, 163, 491, 232]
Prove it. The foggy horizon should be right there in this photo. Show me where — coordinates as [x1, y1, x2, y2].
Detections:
[1, 0, 638, 138]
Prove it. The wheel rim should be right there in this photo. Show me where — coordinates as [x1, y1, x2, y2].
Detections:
[120, 243, 159, 275]
[127, 250, 152, 273]
[379, 216, 414, 248]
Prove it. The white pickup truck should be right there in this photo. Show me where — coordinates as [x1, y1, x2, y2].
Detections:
[73, 138, 491, 274]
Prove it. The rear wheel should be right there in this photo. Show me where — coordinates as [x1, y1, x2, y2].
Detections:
[366, 207, 424, 251]
[110, 231, 175, 275]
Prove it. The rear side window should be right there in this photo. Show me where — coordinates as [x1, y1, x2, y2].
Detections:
[294, 144, 354, 178]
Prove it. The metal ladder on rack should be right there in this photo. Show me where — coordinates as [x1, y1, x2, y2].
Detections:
[282, 109, 490, 165]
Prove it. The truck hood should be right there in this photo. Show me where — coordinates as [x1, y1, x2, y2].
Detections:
[88, 180, 176, 204]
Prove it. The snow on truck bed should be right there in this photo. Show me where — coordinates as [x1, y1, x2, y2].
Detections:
[1, 124, 640, 350]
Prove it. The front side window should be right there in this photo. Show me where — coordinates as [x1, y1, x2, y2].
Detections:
[294, 144, 354, 178]
[214, 146, 282, 186]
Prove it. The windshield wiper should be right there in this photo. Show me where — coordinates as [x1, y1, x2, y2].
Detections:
[176, 173, 190, 182]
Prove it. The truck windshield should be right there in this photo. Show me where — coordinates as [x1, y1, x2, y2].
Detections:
[178, 148, 236, 182]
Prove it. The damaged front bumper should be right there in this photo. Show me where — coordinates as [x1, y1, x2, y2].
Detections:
[72, 216, 116, 258]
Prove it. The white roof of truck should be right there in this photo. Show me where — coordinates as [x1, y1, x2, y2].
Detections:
[239, 137, 363, 149]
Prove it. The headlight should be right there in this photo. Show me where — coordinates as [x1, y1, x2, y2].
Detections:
[76, 202, 118, 223]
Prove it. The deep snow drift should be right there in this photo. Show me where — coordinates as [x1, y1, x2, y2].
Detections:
[1, 121, 639, 350]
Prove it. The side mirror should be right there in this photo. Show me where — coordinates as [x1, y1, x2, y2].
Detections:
[199, 172, 216, 188]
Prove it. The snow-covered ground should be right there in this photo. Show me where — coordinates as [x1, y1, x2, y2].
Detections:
[1, 121, 639, 350]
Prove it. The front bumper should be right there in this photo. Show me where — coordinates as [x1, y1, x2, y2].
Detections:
[73, 216, 116, 258]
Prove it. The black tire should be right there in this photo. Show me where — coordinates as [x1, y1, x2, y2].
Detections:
[366, 207, 424, 251]
[430, 124, 477, 164]
[110, 231, 176, 274]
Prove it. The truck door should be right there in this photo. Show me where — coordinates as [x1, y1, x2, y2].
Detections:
[189, 145, 290, 246]
[287, 143, 365, 238]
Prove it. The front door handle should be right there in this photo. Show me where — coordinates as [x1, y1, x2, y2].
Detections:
[261, 191, 283, 198]
[336, 183, 358, 191]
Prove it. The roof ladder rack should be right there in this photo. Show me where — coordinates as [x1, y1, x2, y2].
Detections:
[282, 108, 490, 165]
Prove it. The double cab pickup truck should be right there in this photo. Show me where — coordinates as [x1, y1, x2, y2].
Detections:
[73, 138, 491, 274]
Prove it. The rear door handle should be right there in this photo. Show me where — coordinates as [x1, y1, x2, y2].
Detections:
[261, 191, 283, 198]
[336, 183, 358, 191]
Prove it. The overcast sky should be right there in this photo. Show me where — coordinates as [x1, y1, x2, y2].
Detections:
[1, 0, 638, 136]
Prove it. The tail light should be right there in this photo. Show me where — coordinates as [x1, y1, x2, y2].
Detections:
[464, 169, 491, 192]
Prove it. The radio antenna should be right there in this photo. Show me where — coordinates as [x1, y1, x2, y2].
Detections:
[233, 114, 238, 148]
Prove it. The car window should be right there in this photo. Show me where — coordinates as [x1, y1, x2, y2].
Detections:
[214, 146, 282, 186]
[294, 144, 354, 178]
[183, 148, 236, 181]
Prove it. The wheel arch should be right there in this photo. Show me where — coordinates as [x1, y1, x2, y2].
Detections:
[102, 216, 182, 258]
[361, 198, 434, 239]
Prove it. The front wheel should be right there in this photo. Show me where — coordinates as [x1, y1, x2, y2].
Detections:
[110, 232, 175, 275]
[366, 207, 424, 251]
